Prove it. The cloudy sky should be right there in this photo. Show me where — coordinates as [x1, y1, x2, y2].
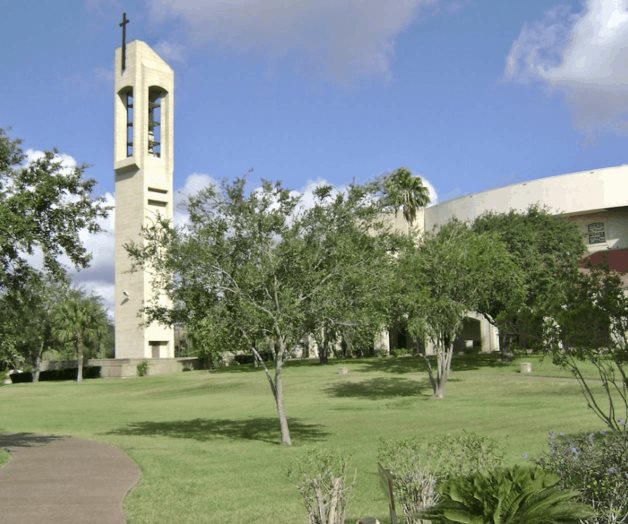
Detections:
[3, 0, 628, 311]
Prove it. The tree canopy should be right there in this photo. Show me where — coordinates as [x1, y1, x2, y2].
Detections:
[396, 220, 521, 398]
[53, 289, 110, 382]
[381, 167, 431, 227]
[472, 205, 585, 350]
[0, 128, 109, 289]
[127, 177, 395, 445]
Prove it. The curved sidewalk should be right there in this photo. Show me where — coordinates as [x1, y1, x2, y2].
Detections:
[0, 433, 141, 523]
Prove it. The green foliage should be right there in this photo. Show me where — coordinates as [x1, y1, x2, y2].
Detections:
[395, 220, 521, 397]
[288, 447, 355, 524]
[537, 431, 628, 523]
[390, 347, 413, 358]
[0, 449, 9, 469]
[427, 465, 594, 524]
[0, 271, 70, 378]
[542, 266, 628, 431]
[52, 289, 109, 382]
[137, 361, 149, 377]
[472, 206, 585, 350]
[378, 432, 504, 523]
[380, 167, 431, 227]
[127, 177, 395, 444]
[299, 182, 396, 363]
[0, 128, 109, 288]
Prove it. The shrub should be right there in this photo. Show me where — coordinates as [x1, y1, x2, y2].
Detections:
[537, 430, 628, 523]
[288, 448, 355, 524]
[425, 465, 594, 523]
[136, 360, 149, 377]
[391, 347, 412, 358]
[9, 367, 101, 383]
[378, 432, 503, 523]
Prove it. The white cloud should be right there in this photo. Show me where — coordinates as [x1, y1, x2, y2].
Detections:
[146, 0, 438, 83]
[506, 0, 628, 133]
[174, 172, 218, 226]
[422, 176, 438, 206]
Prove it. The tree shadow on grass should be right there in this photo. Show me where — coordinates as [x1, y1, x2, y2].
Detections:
[0, 432, 65, 449]
[325, 377, 430, 400]
[355, 353, 511, 375]
[106, 417, 328, 445]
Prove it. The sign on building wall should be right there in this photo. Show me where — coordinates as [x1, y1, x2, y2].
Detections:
[588, 222, 606, 244]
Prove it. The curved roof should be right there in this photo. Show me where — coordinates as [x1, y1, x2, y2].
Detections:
[425, 164, 628, 230]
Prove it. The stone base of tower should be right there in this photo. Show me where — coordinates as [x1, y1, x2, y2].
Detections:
[94, 357, 199, 377]
[114, 324, 176, 360]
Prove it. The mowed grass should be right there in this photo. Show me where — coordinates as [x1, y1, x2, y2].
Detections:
[0, 354, 608, 523]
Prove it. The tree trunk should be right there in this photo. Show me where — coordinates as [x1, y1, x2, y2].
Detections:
[433, 339, 454, 399]
[274, 356, 292, 446]
[76, 340, 83, 383]
[32, 338, 44, 383]
[319, 331, 329, 365]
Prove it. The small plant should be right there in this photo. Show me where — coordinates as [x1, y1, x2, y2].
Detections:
[378, 432, 503, 523]
[136, 360, 149, 377]
[391, 347, 412, 358]
[537, 430, 628, 523]
[425, 465, 594, 523]
[288, 447, 355, 524]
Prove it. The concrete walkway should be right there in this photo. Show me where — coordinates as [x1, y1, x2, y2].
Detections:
[0, 433, 141, 523]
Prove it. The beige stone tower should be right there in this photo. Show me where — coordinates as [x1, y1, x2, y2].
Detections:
[114, 40, 175, 359]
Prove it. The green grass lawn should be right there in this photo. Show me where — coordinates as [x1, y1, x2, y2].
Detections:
[0, 354, 609, 523]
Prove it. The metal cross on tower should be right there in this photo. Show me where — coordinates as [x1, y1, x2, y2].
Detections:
[119, 12, 130, 73]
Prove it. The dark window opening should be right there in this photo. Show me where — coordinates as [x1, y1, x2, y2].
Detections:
[148, 87, 165, 158]
[123, 89, 134, 157]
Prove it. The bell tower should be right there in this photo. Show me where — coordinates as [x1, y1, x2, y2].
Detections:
[113, 31, 175, 359]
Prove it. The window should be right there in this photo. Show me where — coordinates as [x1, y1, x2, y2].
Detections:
[588, 222, 605, 244]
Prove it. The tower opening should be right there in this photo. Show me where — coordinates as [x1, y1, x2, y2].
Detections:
[148, 87, 167, 158]
[119, 87, 134, 157]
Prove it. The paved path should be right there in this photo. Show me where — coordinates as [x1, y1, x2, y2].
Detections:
[0, 433, 141, 523]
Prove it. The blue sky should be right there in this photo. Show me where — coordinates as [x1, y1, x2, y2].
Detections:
[2, 0, 628, 309]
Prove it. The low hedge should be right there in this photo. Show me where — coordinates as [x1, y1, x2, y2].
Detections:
[10, 366, 101, 383]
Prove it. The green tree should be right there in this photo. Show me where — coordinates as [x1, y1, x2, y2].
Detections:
[53, 289, 109, 382]
[381, 167, 431, 228]
[299, 184, 395, 364]
[127, 178, 305, 446]
[127, 178, 393, 445]
[0, 270, 70, 381]
[0, 128, 109, 290]
[542, 266, 628, 432]
[472, 206, 585, 352]
[397, 220, 521, 398]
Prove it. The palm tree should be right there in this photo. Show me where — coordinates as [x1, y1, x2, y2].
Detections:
[383, 167, 431, 228]
[53, 290, 108, 382]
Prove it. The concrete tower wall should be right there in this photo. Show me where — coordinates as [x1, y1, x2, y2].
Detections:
[114, 41, 175, 359]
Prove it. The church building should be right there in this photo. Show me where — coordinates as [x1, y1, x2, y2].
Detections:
[110, 36, 628, 363]
[381, 164, 628, 354]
